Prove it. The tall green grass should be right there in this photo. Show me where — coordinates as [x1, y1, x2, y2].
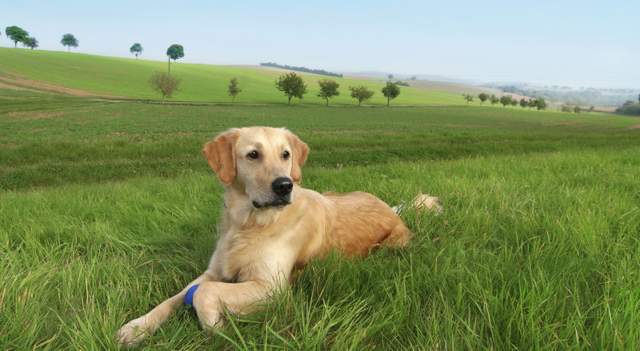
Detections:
[1, 91, 639, 349]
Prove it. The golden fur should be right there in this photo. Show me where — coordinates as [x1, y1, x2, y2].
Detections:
[117, 127, 413, 346]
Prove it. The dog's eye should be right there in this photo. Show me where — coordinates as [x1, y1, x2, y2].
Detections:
[247, 150, 259, 160]
[282, 150, 290, 160]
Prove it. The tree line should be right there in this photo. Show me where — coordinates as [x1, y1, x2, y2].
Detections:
[149, 70, 402, 106]
[464, 92, 548, 110]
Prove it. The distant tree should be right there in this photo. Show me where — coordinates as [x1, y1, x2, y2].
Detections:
[638, 94, 640, 103]
[574, 106, 581, 113]
[489, 94, 499, 105]
[149, 72, 180, 102]
[535, 98, 547, 110]
[317, 79, 340, 106]
[463, 93, 474, 103]
[561, 105, 573, 112]
[510, 98, 518, 107]
[130, 43, 143, 59]
[528, 99, 537, 109]
[519, 98, 528, 108]
[410, 76, 417, 80]
[61, 33, 78, 51]
[588, 106, 595, 112]
[478, 93, 489, 104]
[228, 77, 242, 103]
[275, 72, 307, 105]
[23, 37, 38, 50]
[349, 86, 374, 106]
[166, 44, 184, 74]
[387, 74, 394, 81]
[499, 95, 513, 107]
[381, 82, 401, 106]
[5, 26, 28, 47]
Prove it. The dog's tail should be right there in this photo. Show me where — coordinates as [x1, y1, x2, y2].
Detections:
[392, 193, 443, 215]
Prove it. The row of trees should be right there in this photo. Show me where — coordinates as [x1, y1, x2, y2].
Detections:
[274, 72, 401, 106]
[148, 71, 401, 106]
[466, 92, 547, 110]
[3, 26, 78, 51]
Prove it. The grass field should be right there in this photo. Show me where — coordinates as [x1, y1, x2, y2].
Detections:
[0, 48, 466, 106]
[2, 86, 640, 350]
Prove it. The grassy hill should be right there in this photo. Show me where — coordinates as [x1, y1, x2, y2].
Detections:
[0, 48, 464, 105]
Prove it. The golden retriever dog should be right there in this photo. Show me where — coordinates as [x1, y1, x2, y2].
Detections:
[117, 127, 438, 346]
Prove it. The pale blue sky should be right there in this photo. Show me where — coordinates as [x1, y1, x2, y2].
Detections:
[2, 0, 638, 88]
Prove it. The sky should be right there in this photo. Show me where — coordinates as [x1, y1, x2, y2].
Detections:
[1, 0, 638, 88]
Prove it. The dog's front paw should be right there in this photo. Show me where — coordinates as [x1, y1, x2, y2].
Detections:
[117, 316, 152, 347]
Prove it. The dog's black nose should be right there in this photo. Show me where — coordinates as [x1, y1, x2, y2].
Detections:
[272, 177, 293, 196]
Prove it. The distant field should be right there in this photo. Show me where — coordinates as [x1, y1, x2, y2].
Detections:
[2, 89, 640, 349]
[0, 48, 465, 105]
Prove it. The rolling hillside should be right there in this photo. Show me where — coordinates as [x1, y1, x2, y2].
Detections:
[0, 48, 464, 105]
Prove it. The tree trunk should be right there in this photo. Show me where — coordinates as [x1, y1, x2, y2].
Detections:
[359, 100, 362, 106]
[168, 58, 171, 74]
[288, 96, 292, 105]
[326, 98, 329, 107]
[387, 97, 390, 106]
[14, 41, 17, 48]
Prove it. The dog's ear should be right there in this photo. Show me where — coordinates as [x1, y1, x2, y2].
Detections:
[287, 131, 309, 183]
[202, 129, 239, 185]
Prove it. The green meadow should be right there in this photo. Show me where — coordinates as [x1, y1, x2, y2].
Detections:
[2, 82, 640, 350]
[0, 48, 463, 105]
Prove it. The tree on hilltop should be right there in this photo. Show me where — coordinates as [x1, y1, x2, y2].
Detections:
[5, 26, 28, 47]
[130, 43, 143, 58]
[23, 37, 38, 49]
[478, 93, 489, 104]
[275, 72, 307, 105]
[61, 33, 78, 51]
[317, 79, 340, 106]
[166, 44, 184, 74]
[381, 82, 401, 106]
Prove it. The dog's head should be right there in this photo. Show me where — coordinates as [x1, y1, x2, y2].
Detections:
[202, 127, 309, 209]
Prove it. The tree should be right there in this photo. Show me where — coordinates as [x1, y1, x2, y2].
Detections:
[638, 94, 640, 103]
[528, 99, 537, 109]
[23, 37, 38, 50]
[149, 72, 180, 102]
[61, 33, 78, 51]
[499, 95, 513, 107]
[275, 72, 307, 105]
[5, 26, 28, 47]
[489, 94, 499, 105]
[535, 98, 547, 110]
[349, 86, 374, 106]
[381, 82, 400, 106]
[317, 79, 340, 106]
[130, 43, 143, 59]
[228, 77, 242, 103]
[574, 106, 581, 113]
[166, 44, 184, 74]
[478, 93, 489, 104]
[387, 74, 394, 81]
[519, 98, 528, 108]
[510, 98, 518, 107]
[463, 94, 474, 103]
